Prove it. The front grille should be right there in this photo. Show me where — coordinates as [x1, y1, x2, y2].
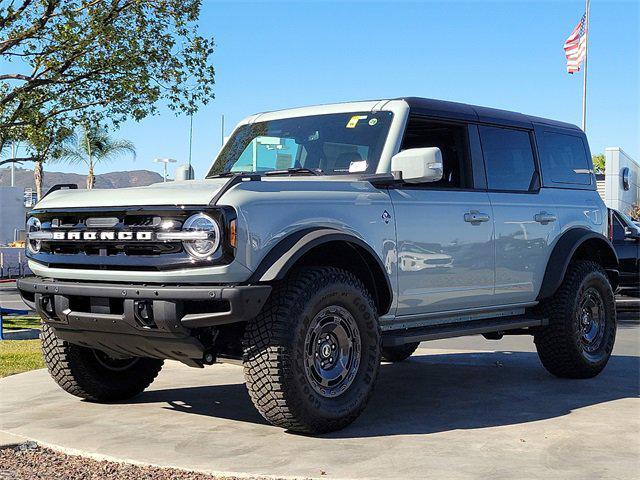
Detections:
[41, 211, 185, 257]
[27, 206, 237, 271]
[45, 241, 182, 256]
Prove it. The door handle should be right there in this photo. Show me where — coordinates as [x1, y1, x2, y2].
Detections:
[464, 210, 490, 224]
[534, 212, 557, 224]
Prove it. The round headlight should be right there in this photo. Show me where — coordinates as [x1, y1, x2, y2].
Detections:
[26, 217, 42, 254]
[182, 213, 220, 259]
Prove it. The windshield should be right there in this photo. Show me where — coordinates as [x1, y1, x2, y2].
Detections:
[206, 111, 393, 177]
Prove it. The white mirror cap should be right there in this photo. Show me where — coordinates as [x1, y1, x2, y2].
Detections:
[391, 147, 444, 184]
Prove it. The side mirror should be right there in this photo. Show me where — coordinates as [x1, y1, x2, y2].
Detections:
[391, 147, 443, 184]
[624, 226, 640, 240]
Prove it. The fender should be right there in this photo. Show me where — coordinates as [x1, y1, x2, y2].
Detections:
[537, 228, 618, 300]
[249, 227, 393, 314]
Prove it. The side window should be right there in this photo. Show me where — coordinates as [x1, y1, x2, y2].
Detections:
[400, 117, 472, 188]
[479, 126, 537, 192]
[538, 131, 591, 185]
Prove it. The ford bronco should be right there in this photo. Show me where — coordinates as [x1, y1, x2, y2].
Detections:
[18, 97, 618, 433]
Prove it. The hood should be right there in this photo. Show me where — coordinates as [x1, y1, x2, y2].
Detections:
[34, 179, 230, 209]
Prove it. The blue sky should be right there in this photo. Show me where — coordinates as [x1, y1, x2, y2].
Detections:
[11, 0, 640, 177]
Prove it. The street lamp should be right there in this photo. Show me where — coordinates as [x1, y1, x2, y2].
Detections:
[154, 158, 177, 182]
[4, 140, 19, 187]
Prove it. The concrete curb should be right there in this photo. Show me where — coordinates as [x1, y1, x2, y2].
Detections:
[0, 431, 334, 480]
[0, 431, 28, 449]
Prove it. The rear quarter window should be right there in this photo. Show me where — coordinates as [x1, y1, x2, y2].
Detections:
[537, 131, 592, 185]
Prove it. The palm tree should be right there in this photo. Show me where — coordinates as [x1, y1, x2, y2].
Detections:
[61, 125, 136, 189]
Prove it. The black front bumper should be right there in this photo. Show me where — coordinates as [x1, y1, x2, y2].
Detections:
[17, 277, 271, 364]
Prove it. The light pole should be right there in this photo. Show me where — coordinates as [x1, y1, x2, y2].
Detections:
[154, 158, 176, 182]
[6, 140, 18, 187]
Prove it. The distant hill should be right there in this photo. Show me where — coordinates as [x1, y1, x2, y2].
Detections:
[0, 167, 164, 190]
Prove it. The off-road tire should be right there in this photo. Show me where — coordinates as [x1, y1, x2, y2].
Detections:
[242, 266, 381, 433]
[534, 260, 616, 379]
[381, 342, 420, 362]
[41, 323, 164, 401]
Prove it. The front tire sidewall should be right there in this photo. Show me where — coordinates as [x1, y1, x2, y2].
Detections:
[289, 281, 380, 425]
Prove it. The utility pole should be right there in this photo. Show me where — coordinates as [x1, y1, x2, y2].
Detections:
[10, 141, 16, 187]
[188, 113, 193, 169]
[221, 114, 225, 146]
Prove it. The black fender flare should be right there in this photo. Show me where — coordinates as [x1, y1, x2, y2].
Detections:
[249, 228, 393, 314]
[537, 228, 619, 300]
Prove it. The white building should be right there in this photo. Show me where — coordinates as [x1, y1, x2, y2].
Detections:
[600, 147, 639, 216]
[0, 186, 25, 245]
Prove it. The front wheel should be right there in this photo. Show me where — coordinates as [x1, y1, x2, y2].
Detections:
[242, 267, 381, 434]
[534, 260, 616, 379]
[41, 323, 164, 401]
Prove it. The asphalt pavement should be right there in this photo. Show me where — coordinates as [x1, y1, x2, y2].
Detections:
[0, 282, 30, 311]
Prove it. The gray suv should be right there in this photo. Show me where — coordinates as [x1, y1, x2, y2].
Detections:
[18, 97, 618, 434]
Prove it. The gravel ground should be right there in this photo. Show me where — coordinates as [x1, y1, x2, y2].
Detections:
[0, 444, 286, 480]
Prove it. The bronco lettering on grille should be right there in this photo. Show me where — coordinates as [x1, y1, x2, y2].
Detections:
[51, 231, 154, 241]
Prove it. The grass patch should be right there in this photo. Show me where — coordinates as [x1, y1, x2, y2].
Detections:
[0, 339, 44, 378]
[1, 315, 41, 330]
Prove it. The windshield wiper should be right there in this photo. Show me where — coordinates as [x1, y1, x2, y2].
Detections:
[264, 167, 324, 176]
[207, 171, 256, 179]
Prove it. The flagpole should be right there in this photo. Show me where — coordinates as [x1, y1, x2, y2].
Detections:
[582, 0, 590, 132]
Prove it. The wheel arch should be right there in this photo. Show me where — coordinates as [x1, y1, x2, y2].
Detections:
[249, 228, 393, 315]
[537, 228, 619, 300]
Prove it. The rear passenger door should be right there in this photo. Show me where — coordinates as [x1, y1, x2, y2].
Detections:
[391, 118, 495, 316]
[479, 125, 559, 305]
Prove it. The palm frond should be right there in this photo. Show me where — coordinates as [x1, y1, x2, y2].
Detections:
[53, 125, 136, 166]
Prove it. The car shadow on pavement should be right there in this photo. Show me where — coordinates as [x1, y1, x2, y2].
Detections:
[128, 351, 640, 437]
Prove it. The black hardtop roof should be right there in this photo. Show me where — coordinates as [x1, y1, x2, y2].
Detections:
[399, 97, 581, 131]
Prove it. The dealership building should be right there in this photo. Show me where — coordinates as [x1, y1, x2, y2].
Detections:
[597, 148, 640, 215]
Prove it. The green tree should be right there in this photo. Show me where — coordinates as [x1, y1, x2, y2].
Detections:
[592, 154, 605, 174]
[59, 125, 136, 189]
[0, 0, 215, 186]
[22, 119, 74, 199]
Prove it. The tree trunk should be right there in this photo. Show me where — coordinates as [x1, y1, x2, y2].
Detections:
[34, 160, 44, 200]
[87, 162, 95, 189]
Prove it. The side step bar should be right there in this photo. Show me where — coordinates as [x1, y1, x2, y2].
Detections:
[381, 316, 548, 347]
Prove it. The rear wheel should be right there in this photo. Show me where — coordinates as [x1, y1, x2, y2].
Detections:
[381, 342, 420, 362]
[242, 267, 381, 433]
[534, 260, 616, 379]
[41, 323, 163, 401]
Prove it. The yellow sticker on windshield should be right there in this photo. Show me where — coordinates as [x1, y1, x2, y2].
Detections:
[346, 115, 367, 128]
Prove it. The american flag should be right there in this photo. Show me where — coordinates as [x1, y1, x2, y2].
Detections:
[564, 13, 588, 74]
